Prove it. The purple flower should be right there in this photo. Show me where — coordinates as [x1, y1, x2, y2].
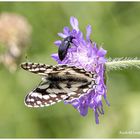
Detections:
[52, 16, 110, 124]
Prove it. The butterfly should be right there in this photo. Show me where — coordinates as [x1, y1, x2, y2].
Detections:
[21, 62, 97, 108]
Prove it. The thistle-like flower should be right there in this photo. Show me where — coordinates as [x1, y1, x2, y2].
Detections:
[52, 17, 110, 124]
[21, 16, 140, 124]
[0, 12, 32, 72]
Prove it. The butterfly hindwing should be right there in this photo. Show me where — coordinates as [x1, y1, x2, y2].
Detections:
[21, 62, 97, 107]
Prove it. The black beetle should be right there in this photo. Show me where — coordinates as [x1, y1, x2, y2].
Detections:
[58, 36, 75, 61]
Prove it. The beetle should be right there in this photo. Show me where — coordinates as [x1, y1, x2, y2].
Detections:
[58, 36, 75, 61]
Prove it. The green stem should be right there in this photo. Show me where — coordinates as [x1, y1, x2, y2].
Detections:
[105, 58, 140, 72]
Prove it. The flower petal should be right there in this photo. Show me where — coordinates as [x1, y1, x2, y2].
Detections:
[79, 105, 88, 116]
[95, 110, 99, 124]
[70, 16, 79, 31]
[54, 40, 61, 46]
[98, 57, 106, 64]
[51, 53, 59, 61]
[58, 32, 67, 38]
[63, 26, 70, 35]
[97, 47, 107, 57]
[86, 25, 92, 41]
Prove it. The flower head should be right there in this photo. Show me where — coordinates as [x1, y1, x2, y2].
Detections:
[52, 17, 109, 124]
[0, 12, 32, 73]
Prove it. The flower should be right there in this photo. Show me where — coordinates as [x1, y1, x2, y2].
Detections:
[52, 16, 110, 124]
[0, 12, 32, 73]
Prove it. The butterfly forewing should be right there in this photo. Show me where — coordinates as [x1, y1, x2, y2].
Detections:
[21, 62, 97, 107]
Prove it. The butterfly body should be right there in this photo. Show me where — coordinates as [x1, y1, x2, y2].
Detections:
[21, 62, 97, 108]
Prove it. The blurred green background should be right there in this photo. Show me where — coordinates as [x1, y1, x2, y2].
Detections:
[0, 2, 140, 138]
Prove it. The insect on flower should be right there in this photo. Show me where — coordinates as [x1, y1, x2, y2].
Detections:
[58, 36, 75, 61]
[21, 62, 97, 107]
[21, 16, 140, 124]
[52, 16, 109, 124]
[22, 16, 110, 124]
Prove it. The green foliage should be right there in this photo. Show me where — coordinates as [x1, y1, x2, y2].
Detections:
[0, 2, 140, 138]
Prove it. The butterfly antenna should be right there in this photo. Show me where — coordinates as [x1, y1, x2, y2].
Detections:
[25, 54, 29, 62]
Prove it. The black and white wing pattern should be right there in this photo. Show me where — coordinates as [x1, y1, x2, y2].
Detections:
[21, 62, 97, 108]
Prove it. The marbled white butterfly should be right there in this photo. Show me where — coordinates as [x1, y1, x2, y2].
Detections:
[21, 62, 97, 108]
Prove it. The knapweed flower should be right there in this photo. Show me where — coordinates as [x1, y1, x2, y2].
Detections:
[52, 17, 110, 124]
[0, 12, 32, 73]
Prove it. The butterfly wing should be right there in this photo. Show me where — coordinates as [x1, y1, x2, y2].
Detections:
[21, 62, 55, 76]
[24, 80, 69, 107]
[21, 62, 97, 107]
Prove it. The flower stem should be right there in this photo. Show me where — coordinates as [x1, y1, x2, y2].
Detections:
[105, 57, 140, 72]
